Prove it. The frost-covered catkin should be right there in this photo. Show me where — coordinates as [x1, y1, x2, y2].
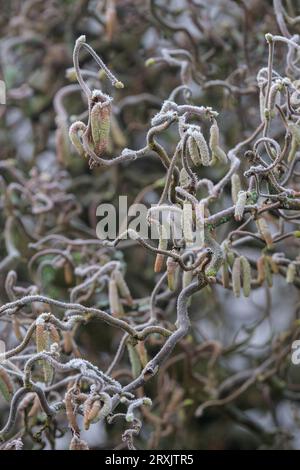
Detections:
[69, 121, 86, 158]
[65, 390, 79, 434]
[84, 399, 101, 430]
[97, 393, 112, 420]
[188, 129, 210, 166]
[231, 174, 241, 204]
[232, 257, 241, 297]
[0, 366, 13, 402]
[256, 217, 273, 248]
[187, 135, 201, 166]
[240, 256, 251, 297]
[35, 320, 53, 383]
[286, 263, 297, 283]
[182, 202, 194, 246]
[234, 191, 247, 221]
[209, 119, 227, 164]
[192, 130, 210, 166]
[36, 320, 47, 353]
[267, 81, 281, 118]
[179, 167, 190, 187]
[113, 269, 133, 306]
[91, 93, 112, 155]
[259, 88, 266, 122]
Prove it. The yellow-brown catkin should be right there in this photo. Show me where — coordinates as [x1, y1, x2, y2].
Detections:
[36, 321, 47, 353]
[63, 331, 73, 354]
[85, 400, 101, 429]
[154, 235, 168, 273]
[105, 0, 117, 42]
[232, 257, 241, 297]
[65, 389, 79, 434]
[83, 398, 93, 430]
[256, 256, 265, 284]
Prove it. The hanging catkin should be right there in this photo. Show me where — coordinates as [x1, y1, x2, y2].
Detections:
[90, 93, 112, 155]
[234, 191, 247, 221]
[127, 342, 142, 378]
[232, 257, 241, 297]
[154, 235, 168, 273]
[109, 278, 124, 317]
[240, 256, 251, 297]
[231, 174, 242, 204]
[69, 121, 86, 158]
[209, 119, 227, 164]
[188, 129, 210, 166]
[167, 256, 177, 291]
[182, 202, 194, 246]
[84, 398, 101, 430]
[221, 259, 230, 289]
